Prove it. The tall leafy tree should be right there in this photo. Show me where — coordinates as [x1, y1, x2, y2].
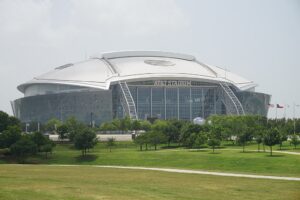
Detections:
[0, 111, 20, 132]
[65, 117, 85, 142]
[74, 128, 98, 156]
[263, 128, 280, 156]
[0, 125, 22, 148]
[57, 124, 69, 142]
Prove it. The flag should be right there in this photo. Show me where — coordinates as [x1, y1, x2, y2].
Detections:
[277, 104, 284, 108]
[268, 103, 274, 108]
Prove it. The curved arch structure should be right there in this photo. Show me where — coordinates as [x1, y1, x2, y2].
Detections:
[12, 51, 270, 124]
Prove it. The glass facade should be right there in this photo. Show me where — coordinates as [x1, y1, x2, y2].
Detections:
[13, 80, 270, 124]
[126, 81, 222, 120]
[13, 90, 113, 124]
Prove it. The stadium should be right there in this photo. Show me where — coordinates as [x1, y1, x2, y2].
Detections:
[11, 51, 271, 124]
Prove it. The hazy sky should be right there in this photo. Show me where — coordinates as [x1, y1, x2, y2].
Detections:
[0, 0, 299, 118]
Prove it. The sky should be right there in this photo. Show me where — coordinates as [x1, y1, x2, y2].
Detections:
[0, 0, 299, 118]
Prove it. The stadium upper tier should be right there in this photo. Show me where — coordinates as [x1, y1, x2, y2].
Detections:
[17, 51, 257, 96]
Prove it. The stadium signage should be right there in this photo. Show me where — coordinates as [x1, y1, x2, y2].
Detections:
[154, 80, 192, 87]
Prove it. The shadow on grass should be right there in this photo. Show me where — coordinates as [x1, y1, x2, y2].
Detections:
[208, 152, 221, 154]
[189, 149, 210, 153]
[161, 145, 181, 149]
[265, 154, 285, 157]
[75, 154, 98, 162]
[238, 151, 259, 154]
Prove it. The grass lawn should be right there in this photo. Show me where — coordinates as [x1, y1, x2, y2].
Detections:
[6, 141, 298, 177]
[0, 164, 299, 200]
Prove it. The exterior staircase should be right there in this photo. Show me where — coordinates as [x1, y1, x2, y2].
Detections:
[119, 81, 138, 120]
[218, 82, 245, 115]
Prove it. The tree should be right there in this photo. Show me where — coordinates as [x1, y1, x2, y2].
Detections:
[31, 131, 47, 151]
[0, 111, 21, 132]
[180, 123, 202, 146]
[57, 124, 69, 142]
[147, 131, 166, 150]
[134, 134, 147, 151]
[207, 138, 221, 153]
[139, 120, 151, 131]
[131, 120, 141, 134]
[185, 133, 198, 148]
[106, 137, 116, 152]
[278, 128, 288, 150]
[10, 136, 37, 162]
[65, 117, 85, 142]
[100, 122, 117, 132]
[152, 120, 178, 146]
[0, 125, 22, 148]
[40, 143, 54, 159]
[74, 128, 98, 156]
[263, 128, 280, 156]
[290, 134, 300, 149]
[45, 118, 61, 133]
[237, 128, 253, 153]
[195, 132, 208, 148]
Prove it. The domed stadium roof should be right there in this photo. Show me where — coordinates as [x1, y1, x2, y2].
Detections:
[17, 51, 257, 93]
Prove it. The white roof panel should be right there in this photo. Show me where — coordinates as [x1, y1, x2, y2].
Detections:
[17, 51, 256, 93]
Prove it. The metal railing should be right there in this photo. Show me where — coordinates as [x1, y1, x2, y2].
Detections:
[119, 81, 138, 120]
[218, 82, 245, 115]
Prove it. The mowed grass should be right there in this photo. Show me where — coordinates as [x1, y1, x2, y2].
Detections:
[0, 164, 299, 200]
[25, 141, 300, 177]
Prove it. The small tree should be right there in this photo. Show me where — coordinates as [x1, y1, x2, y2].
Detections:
[107, 137, 116, 152]
[207, 138, 221, 153]
[45, 118, 61, 133]
[65, 117, 85, 142]
[195, 132, 208, 148]
[290, 134, 300, 149]
[31, 131, 47, 151]
[134, 134, 146, 151]
[147, 131, 166, 150]
[278, 129, 288, 150]
[10, 136, 37, 162]
[57, 124, 69, 142]
[140, 120, 152, 131]
[131, 120, 141, 134]
[40, 143, 53, 159]
[185, 133, 198, 148]
[263, 128, 280, 156]
[237, 130, 252, 153]
[74, 128, 98, 156]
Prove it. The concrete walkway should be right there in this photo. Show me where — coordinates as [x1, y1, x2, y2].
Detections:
[159, 147, 300, 156]
[47, 164, 300, 181]
[188, 148, 300, 155]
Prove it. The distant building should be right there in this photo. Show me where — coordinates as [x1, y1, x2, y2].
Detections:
[12, 51, 270, 124]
